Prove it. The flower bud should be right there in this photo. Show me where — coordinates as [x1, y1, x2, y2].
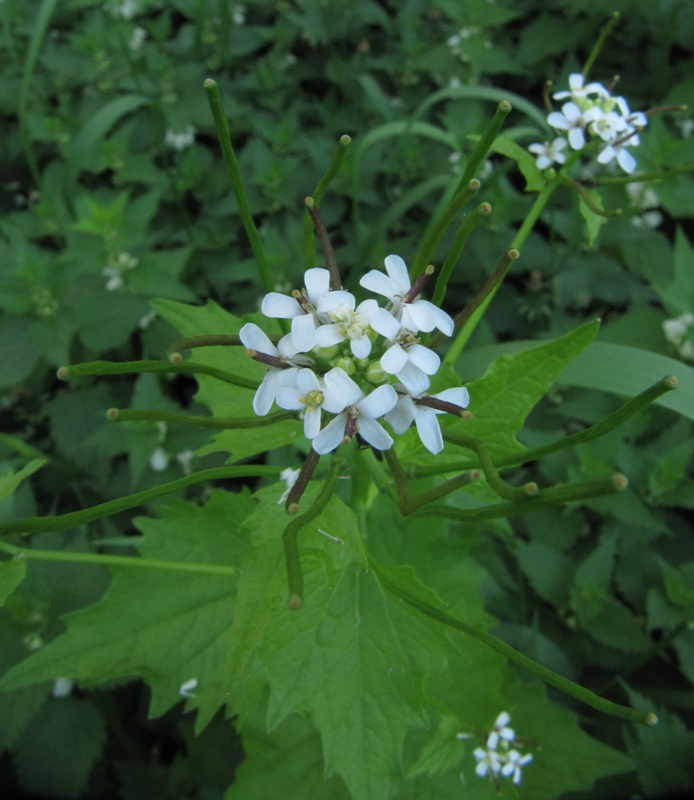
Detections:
[333, 356, 356, 375]
[365, 361, 387, 384]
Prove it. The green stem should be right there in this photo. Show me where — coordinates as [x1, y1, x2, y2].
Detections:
[410, 179, 481, 281]
[582, 12, 620, 79]
[593, 163, 694, 185]
[458, 100, 512, 188]
[0, 541, 237, 577]
[438, 376, 678, 474]
[283, 459, 341, 609]
[107, 408, 295, 430]
[369, 553, 655, 725]
[432, 202, 492, 307]
[57, 359, 259, 391]
[564, 175, 622, 217]
[416, 473, 627, 523]
[0, 466, 280, 537]
[204, 79, 273, 292]
[305, 198, 342, 289]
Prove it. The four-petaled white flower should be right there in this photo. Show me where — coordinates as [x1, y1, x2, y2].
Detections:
[528, 137, 567, 170]
[458, 711, 533, 787]
[313, 382, 398, 455]
[386, 387, 470, 454]
[552, 72, 608, 103]
[486, 711, 515, 750]
[276, 367, 352, 439]
[501, 749, 533, 785]
[315, 292, 379, 357]
[361, 254, 454, 336]
[261, 267, 332, 352]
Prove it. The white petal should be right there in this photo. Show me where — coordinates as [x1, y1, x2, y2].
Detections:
[290, 313, 318, 352]
[357, 384, 397, 419]
[356, 417, 393, 450]
[261, 292, 303, 319]
[414, 407, 443, 454]
[568, 127, 585, 150]
[401, 300, 453, 335]
[383, 254, 411, 294]
[303, 268, 331, 302]
[547, 111, 570, 131]
[350, 335, 372, 359]
[434, 386, 470, 408]
[315, 323, 345, 348]
[303, 407, 322, 439]
[275, 386, 305, 411]
[277, 333, 300, 357]
[253, 370, 279, 415]
[397, 361, 430, 395]
[407, 344, 441, 375]
[313, 413, 347, 454]
[359, 270, 399, 299]
[239, 323, 278, 356]
[370, 307, 401, 340]
[356, 298, 379, 320]
[384, 395, 416, 433]
[318, 290, 356, 314]
[322, 368, 362, 410]
[380, 343, 409, 374]
[617, 147, 636, 174]
[296, 367, 320, 393]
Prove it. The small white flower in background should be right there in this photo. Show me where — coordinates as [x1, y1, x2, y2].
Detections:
[277, 467, 300, 505]
[663, 312, 694, 361]
[528, 137, 567, 170]
[52, 678, 74, 698]
[175, 449, 195, 475]
[535, 72, 648, 175]
[129, 26, 147, 50]
[232, 4, 246, 24]
[102, 250, 138, 292]
[458, 711, 533, 787]
[139, 309, 158, 329]
[149, 446, 170, 472]
[165, 125, 197, 151]
[108, 0, 139, 20]
[179, 678, 198, 699]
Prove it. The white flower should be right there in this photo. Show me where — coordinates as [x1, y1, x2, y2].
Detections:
[473, 746, 501, 778]
[165, 125, 196, 151]
[313, 383, 398, 455]
[553, 72, 609, 103]
[486, 711, 515, 750]
[239, 322, 307, 415]
[276, 367, 352, 439]
[277, 467, 300, 505]
[129, 26, 147, 50]
[547, 102, 597, 150]
[149, 446, 170, 472]
[261, 268, 332, 352]
[52, 678, 74, 698]
[386, 387, 470, 454]
[528, 137, 567, 170]
[597, 137, 639, 174]
[360, 255, 454, 336]
[501, 749, 533, 784]
[315, 292, 380, 358]
[380, 342, 441, 396]
[179, 678, 198, 699]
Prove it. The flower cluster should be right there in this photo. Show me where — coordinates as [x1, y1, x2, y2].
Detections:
[663, 312, 694, 361]
[457, 711, 533, 786]
[529, 73, 647, 174]
[240, 255, 469, 456]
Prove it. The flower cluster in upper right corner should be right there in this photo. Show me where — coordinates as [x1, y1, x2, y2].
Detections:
[529, 73, 648, 174]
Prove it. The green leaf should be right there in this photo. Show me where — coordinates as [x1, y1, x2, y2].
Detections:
[578, 188, 608, 246]
[0, 458, 46, 503]
[12, 696, 106, 799]
[489, 133, 545, 192]
[449, 319, 600, 460]
[516, 540, 576, 608]
[0, 559, 27, 606]
[460, 338, 694, 421]
[0, 490, 255, 732]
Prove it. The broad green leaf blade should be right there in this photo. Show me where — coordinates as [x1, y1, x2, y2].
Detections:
[447, 319, 600, 460]
[12, 696, 106, 799]
[459, 339, 694, 421]
[151, 298, 302, 461]
[0, 490, 254, 732]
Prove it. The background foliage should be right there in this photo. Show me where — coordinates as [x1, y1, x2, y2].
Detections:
[1, 0, 694, 798]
